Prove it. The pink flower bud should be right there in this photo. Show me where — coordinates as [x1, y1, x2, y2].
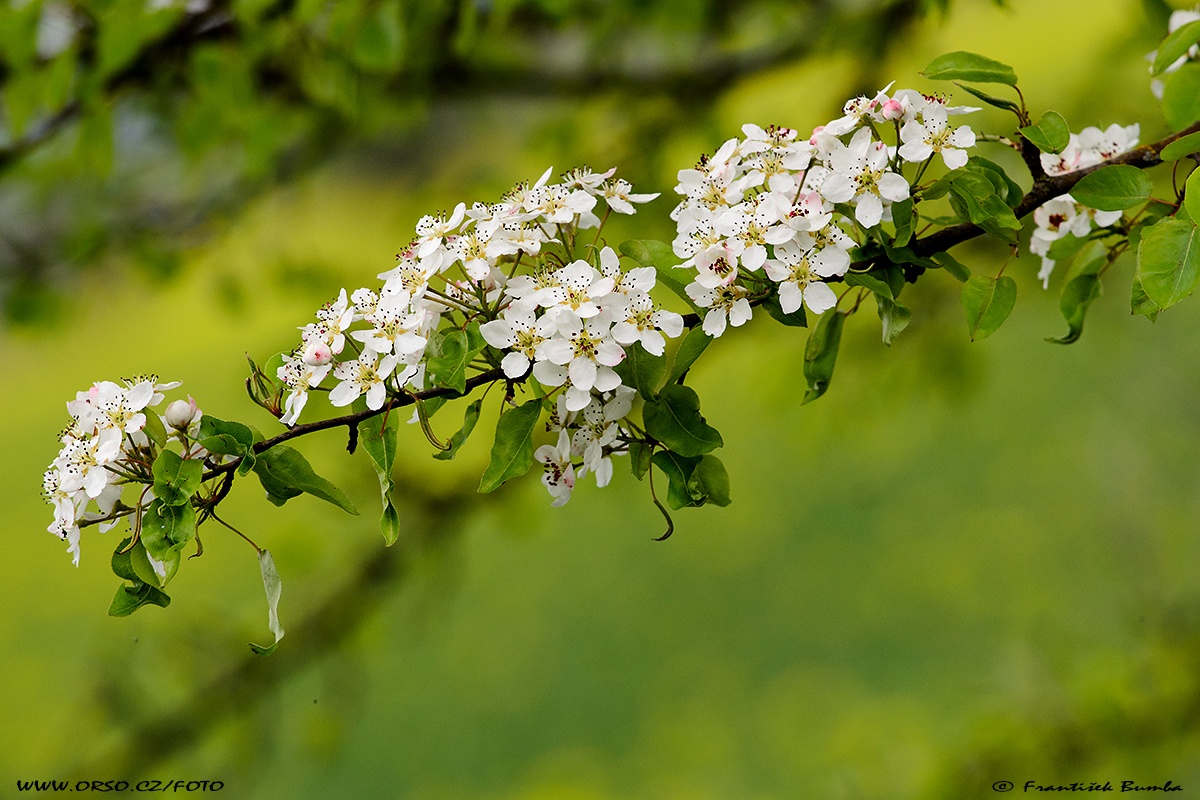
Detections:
[165, 397, 199, 430]
[881, 99, 904, 121]
[303, 341, 333, 366]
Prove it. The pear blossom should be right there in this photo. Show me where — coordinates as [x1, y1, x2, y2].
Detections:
[534, 430, 576, 507]
[820, 128, 910, 228]
[897, 103, 976, 169]
[328, 351, 401, 410]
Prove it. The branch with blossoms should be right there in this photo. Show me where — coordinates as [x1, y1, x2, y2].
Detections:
[41, 23, 1200, 650]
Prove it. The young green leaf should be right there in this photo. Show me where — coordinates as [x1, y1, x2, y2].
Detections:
[253, 445, 360, 514]
[1162, 63, 1200, 131]
[1046, 232, 1091, 261]
[614, 342, 669, 400]
[478, 398, 543, 493]
[691, 455, 732, 507]
[642, 384, 723, 457]
[668, 327, 712, 384]
[892, 198, 915, 247]
[763, 293, 809, 327]
[802, 310, 845, 404]
[650, 450, 704, 509]
[1184, 166, 1200, 222]
[1019, 110, 1070, 154]
[875, 295, 912, 346]
[1069, 165, 1152, 211]
[953, 81, 1022, 114]
[434, 399, 483, 461]
[1131, 275, 1162, 321]
[426, 326, 487, 395]
[142, 409, 168, 449]
[1135, 218, 1200, 310]
[629, 441, 653, 480]
[1159, 130, 1200, 162]
[139, 499, 196, 571]
[249, 550, 284, 656]
[932, 252, 971, 282]
[1049, 253, 1105, 344]
[151, 450, 204, 506]
[619, 239, 701, 313]
[961, 275, 1017, 340]
[108, 582, 171, 617]
[358, 413, 401, 544]
[1152, 19, 1200, 75]
[921, 51, 1018, 85]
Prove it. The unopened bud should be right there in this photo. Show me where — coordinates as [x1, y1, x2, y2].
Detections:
[881, 99, 904, 121]
[165, 397, 199, 430]
[303, 340, 333, 367]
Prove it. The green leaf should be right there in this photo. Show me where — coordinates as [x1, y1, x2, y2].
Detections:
[1049, 253, 1105, 344]
[691, 455, 732, 507]
[651, 450, 704, 509]
[426, 325, 486, 395]
[142, 408, 168, 449]
[802, 310, 845, 404]
[1159, 131, 1200, 162]
[151, 450, 203, 507]
[358, 412, 401, 544]
[1135, 218, 1200, 310]
[921, 51, 1018, 85]
[961, 275, 1017, 340]
[253, 445, 360, 514]
[619, 239, 700, 313]
[892, 198, 915, 247]
[845, 270, 896, 299]
[1152, 19, 1200, 75]
[434, 399, 483, 461]
[198, 415, 257, 474]
[1185, 167, 1200, 222]
[1046, 232, 1091, 261]
[126, 542, 157, 587]
[948, 176, 1021, 241]
[358, 414, 398, 476]
[954, 82, 1022, 114]
[478, 398, 543, 493]
[875, 295, 912, 346]
[139, 499, 196, 572]
[964, 157, 1024, 207]
[763, 293, 809, 327]
[111, 539, 139, 582]
[1020, 110, 1070, 154]
[614, 342, 670, 399]
[642, 384, 723, 457]
[198, 415, 256, 452]
[249, 550, 285, 656]
[629, 441, 653, 480]
[108, 582, 171, 617]
[1131, 275, 1162, 321]
[1069, 165, 1153, 211]
[1162, 63, 1200, 131]
[932, 252, 971, 282]
[668, 327, 712, 383]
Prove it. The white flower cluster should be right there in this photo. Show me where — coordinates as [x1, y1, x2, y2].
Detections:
[1030, 123, 1140, 287]
[671, 88, 977, 337]
[276, 167, 663, 428]
[533, 389, 637, 507]
[43, 378, 200, 565]
[1149, 7, 1200, 99]
[274, 167, 683, 506]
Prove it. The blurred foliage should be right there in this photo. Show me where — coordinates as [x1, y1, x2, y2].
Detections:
[0, 0, 955, 322]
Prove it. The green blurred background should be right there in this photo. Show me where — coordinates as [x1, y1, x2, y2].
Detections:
[5, 0, 1200, 797]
